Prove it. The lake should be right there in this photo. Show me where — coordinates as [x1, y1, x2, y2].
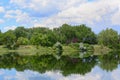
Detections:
[0, 51, 120, 80]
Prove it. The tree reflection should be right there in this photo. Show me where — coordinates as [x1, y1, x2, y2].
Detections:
[98, 51, 120, 72]
[0, 51, 120, 76]
[0, 52, 97, 76]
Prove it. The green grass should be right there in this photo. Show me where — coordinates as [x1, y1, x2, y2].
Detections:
[0, 45, 111, 56]
[0, 45, 78, 56]
[93, 45, 111, 55]
[0, 45, 12, 55]
[62, 46, 79, 56]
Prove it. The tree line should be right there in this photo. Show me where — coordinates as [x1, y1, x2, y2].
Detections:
[0, 24, 120, 49]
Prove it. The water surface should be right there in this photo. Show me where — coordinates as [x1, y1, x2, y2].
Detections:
[0, 51, 120, 80]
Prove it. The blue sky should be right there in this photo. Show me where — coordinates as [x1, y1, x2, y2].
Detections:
[0, 0, 120, 33]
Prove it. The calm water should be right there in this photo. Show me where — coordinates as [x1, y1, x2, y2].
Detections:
[0, 51, 120, 80]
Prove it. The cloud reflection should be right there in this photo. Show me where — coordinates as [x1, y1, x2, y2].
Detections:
[0, 65, 120, 80]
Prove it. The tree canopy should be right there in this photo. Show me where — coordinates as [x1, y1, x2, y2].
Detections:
[98, 28, 119, 48]
[0, 24, 119, 49]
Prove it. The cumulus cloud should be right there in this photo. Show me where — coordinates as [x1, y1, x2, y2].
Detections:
[4, 9, 32, 24]
[111, 10, 120, 25]
[0, 0, 115, 33]
[44, 71, 102, 80]
[1, 66, 120, 80]
[10, 0, 87, 19]
[2, 70, 102, 80]
[32, 0, 119, 29]
[3, 26, 17, 31]
[10, 0, 86, 11]
[111, 69, 120, 80]
[0, 6, 5, 13]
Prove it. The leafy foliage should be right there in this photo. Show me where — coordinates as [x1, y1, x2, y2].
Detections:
[53, 42, 63, 56]
[30, 33, 51, 47]
[0, 53, 97, 76]
[2, 30, 17, 49]
[98, 28, 119, 48]
[17, 37, 29, 45]
[0, 24, 119, 49]
[0, 31, 3, 45]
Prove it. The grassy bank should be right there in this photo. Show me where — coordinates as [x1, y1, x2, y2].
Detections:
[93, 45, 111, 55]
[0, 45, 111, 56]
[0, 45, 78, 56]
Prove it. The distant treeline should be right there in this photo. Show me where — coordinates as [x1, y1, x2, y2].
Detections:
[0, 24, 120, 49]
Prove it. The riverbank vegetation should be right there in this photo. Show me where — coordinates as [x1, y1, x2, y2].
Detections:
[0, 24, 120, 55]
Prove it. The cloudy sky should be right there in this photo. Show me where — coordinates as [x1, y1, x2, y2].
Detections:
[0, 0, 120, 33]
[0, 66, 120, 80]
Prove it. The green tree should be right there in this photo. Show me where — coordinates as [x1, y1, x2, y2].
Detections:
[74, 24, 97, 44]
[54, 24, 97, 44]
[118, 35, 120, 48]
[53, 28, 67, 43]
[60, 24, 75, 42]
[99, 51, 119, 71]
[30, 33, 51, 48]
[17, 37, 29, 45]
[14, 27, 27, 39]
[98, 28, 119, 48]
[0, 31, 3, 45]
[3, 30, 16, 49]
[46, 30, 57, 46]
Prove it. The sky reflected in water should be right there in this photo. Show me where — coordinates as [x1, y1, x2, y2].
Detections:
[0, 65, 120, 80]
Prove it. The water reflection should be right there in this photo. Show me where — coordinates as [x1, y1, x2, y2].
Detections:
[0, 53, 97, 76]
[98, 51, 120, 72]
[0, 51, 120, 80]
[0, 66, 120, 80]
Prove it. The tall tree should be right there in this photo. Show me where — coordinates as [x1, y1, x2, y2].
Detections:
[30, 33, 51, 47]
[98, 28, 118, 48]
[14, 27, 27, 39]
[16, 37, 29, 45]
[3, 30, 16, 49]
[0, 31, 3, 45]
[118, 35, 120, 48]
[74, 24, 97, 44]
[54, 24, 97, 44]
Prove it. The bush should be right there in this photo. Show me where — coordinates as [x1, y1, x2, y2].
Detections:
[68, 43, 79, 49]
[53, 42, 63, 56]
[17, 37, 29, 45]
[69, 43, 94, 52]
[5, 42, 19, 50]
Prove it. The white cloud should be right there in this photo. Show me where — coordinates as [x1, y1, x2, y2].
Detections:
[1, 66, 120, 80]
[8, 0, 120, 31]
[111, 69, 120, 80]
[32, 3, 111, 28]
[41, 0, 120, 27]
[4, 26, 17, 31]
[4, 76, 14, 80]
[111, 10, 120, 25]
[10, 0, 86, 11]
[4, 70, 50, 80]
[4, 9, 31, 24]
[0, 6, 5, 13]
[3, 70, 102, 80]
[44, 71, 102, 80]
[10, 0, 27, 8]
